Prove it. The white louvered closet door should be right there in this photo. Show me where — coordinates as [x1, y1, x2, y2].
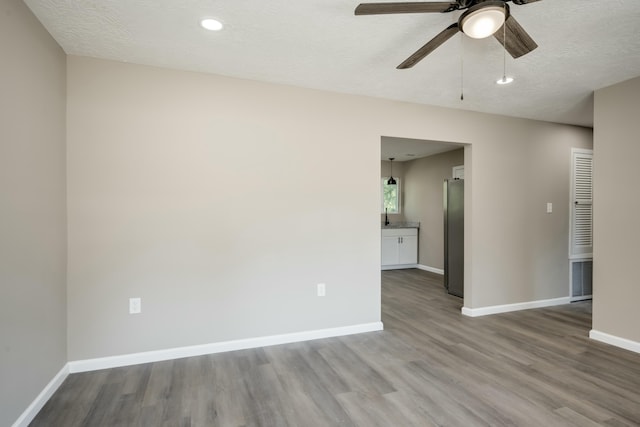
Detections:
[570, 148, 593, 258]
[570, 148, 593, 300]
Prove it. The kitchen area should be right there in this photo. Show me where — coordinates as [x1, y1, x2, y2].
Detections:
[381, 136, 465, 297]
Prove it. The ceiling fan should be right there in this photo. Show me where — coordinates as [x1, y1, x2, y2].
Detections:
[355, 0, 540, 69]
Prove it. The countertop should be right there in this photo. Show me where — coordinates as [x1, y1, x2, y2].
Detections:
[381, 222, 420, 229]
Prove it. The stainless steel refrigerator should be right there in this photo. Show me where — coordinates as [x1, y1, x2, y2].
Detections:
[444, 179, 464, 298]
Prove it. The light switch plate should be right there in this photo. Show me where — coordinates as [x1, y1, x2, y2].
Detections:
[546, 203, 553, 214]
[129, 297, 141, 314]
[317, 283, 326, 297]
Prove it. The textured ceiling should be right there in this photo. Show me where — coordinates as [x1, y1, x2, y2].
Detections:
[23, 0, 640, 127]
[382, 137, 462, 161]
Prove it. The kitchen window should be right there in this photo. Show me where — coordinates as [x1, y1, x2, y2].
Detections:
[381, 178, 400, 214]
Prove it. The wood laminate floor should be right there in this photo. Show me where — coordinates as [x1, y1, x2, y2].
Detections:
[31, 269, 640, 426]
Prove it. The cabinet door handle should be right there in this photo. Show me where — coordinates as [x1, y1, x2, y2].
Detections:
[400, 237, 403, 244]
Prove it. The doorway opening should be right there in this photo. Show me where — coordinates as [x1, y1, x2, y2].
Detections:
[380, 136, 469, 306]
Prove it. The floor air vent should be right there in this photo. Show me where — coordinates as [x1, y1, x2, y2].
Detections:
[571, 259, 592, 300]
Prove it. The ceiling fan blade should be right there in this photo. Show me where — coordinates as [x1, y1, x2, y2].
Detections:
[397, 23, 459, 69]
[512, 0, 542, 5]
[355, 2, 455, 15]
[494, 15, 538, 58]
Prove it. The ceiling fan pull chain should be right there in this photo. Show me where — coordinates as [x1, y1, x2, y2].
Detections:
[460, 34, 464, 101]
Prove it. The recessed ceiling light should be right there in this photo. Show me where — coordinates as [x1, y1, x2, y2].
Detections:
[200, 18, 223, 31]
[496, 76, 514, 85]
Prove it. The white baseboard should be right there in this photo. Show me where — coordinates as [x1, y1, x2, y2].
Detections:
[461, 296, 571, 317]
[69, 322, 384, 373]
[12, 363, 69, 427]
[589, 330, 640, 354]
[381, 264, 417, 271]
[416, 264, 444, 275]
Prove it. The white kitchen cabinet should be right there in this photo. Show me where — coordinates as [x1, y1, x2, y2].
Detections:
[381, 228, 418, 270]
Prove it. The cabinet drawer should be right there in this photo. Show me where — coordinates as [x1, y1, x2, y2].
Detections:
[381, 228, 418, 238]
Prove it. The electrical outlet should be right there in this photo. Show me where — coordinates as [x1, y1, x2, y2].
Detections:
[129, 297, 141, 314]
[546, 202, 553, 214]
[317, 283, 326, 297]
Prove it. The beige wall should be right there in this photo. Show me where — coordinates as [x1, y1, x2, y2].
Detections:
[66, 57, 383, 359]
[593, 76, 640, 343]
[0, 1, 67, 425]
[66, 56, 593, 360]
[403, 149, 465, 269]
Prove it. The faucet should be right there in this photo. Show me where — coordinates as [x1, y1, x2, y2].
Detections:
[385, 208, 390, 226]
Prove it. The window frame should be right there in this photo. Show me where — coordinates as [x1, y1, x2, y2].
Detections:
[381, 177, 401, 214]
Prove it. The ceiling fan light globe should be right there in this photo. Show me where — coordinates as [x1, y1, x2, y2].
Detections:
[461, 7, 505, 39]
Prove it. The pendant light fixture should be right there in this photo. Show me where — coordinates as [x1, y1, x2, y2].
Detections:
[387, 158, 397, 185]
